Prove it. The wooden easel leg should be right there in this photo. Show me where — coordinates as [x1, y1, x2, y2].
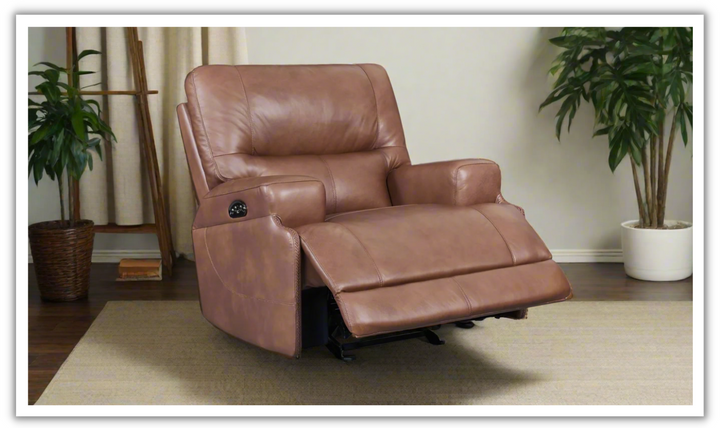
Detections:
[67, 28, 82, 223]
[126, 27, 174, 276]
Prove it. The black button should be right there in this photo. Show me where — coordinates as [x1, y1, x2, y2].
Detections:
[228, 200, 247, 218]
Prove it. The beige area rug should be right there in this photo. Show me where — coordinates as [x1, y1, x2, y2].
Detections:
[36, 301, 692, 405]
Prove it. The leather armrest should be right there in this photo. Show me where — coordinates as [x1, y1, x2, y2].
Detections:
[193, 175, 326, 229]
[388, 159, 502, 206]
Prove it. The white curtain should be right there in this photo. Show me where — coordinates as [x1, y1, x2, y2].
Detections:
[75, 27, 248, 256]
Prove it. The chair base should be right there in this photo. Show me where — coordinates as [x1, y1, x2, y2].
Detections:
[454, 320, 476, 329]
[324, 293, 445, 361]
[326, 326, 445, 362]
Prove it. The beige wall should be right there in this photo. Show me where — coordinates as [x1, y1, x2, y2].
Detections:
[28, 27, 693, 254]
[245, 27, 693, 251]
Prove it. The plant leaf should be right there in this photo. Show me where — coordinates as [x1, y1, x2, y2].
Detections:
[49, 129, 64, 165]
[29, 122, 51, 146]
[593, 126, 612, 137]
[44, 69, 60, 84]
[29, 109, 38, 129]
[539, 85, 573, 112]
[678, 107, 688, 145]
[56, 82, 77, 96]
[33, 157, 43, 184]
[608, 127, 628, 172]
[71, 109, 88, 142]
[685, 104, 693, 128]
[76, 49, 101, 62]
[92, 144, 103, 161]
[554, 95, 576, 140]
[36, 81, 60, 103]
[33, 61, 66, 72]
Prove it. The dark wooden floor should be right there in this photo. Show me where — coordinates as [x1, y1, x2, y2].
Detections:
[27, 260, 692, 404]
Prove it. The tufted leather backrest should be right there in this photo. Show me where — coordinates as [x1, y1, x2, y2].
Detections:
[184, 64, 411, 214]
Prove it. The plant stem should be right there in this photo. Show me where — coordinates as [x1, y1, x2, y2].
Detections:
[658, 108, 679, 227]
[631, 156, 648, 227]
[641, 142, 653, 228]
[649, 135, 657, 228]
[656, 114, 665, 226]
[67, 172, 74, 228]
[58, 171, 65, 222]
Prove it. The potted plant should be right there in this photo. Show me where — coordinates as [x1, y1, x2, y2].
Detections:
[540, 27, 693, 281]
[28, 50, 116, 301]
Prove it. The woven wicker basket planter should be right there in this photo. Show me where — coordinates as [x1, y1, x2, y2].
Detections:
[29, 220, 95, 302]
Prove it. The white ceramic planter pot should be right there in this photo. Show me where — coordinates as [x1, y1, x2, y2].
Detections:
[621, 220, 693, 281]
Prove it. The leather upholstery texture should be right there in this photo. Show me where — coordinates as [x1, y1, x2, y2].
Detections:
[297, 203, 552, 294]
[387, 159, 502, 206]
[339, 260, 571, 337]
[179, 63, 572, 358]
[194, 175, 326, 229]
[192, 216, 302, 357]
[183, 64, 410, 213]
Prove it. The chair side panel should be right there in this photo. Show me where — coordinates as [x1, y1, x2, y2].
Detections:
[192, 215, 302, 358]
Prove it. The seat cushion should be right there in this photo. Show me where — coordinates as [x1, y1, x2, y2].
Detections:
[296, 203, 552, 293]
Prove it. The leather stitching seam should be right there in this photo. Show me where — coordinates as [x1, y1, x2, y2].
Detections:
[357, 64, 380, 149]
[496, 193, 526, 216]
[203, 179, 322, 199]
[270, 215, 303, 357]
[453, 163, 479, 205]
[452, 164, 461, 205]
[452, 162, 497, 205]
[233, 66, 255, 155]
[333, 292, 357, 337]
[350, 305, 537, 339]
[348, 261, 571, 338]
[378, 147, 391, 171]
[190, 72, 227, 182]
[298, 238, 338, 289]
[450, 276, 473, 317]
[300, 237, 359, 335]
[318, 155, 338, 213]
[201, 227, 296, 307]
[325, 204, 410, 221]
[334, 222, 384, 287]
[469, 206, 517, 265]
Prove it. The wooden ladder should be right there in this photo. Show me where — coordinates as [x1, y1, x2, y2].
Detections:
[65, 27, 174, 276]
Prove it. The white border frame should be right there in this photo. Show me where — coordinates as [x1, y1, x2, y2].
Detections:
[16, 14, 704, 417]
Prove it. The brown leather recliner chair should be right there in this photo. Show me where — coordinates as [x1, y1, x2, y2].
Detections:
[177, 64, 573, 360]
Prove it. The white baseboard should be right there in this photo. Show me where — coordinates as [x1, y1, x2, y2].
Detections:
[550, 249, 623, 263]
[29, 249, 623, 264]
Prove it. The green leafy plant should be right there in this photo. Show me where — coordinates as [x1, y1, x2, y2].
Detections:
[540, 27, 692, 229]
[29, 50, 116, 226]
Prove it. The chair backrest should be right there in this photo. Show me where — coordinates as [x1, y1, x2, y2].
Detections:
[183, 64, 411, 215]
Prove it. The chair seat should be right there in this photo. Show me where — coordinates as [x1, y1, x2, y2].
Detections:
[297, 203, 571, 337]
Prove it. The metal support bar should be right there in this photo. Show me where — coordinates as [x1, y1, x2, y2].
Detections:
[454, 320, 476, 329]
[325, 294, 445, 361]
[326, 326, 445, 362]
